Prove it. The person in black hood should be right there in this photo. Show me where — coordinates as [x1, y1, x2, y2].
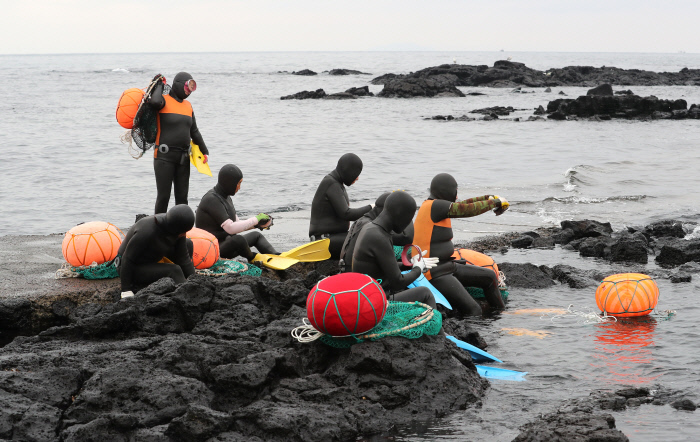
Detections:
[117, 204, 196, 297]
[148, 72, 209, 214]
[352, 191, 438, 307]
[339, 191, 414, 272]
[309, 153, 372, 259]
[413, 173, 510, 315]
[195, 164, 277, 261]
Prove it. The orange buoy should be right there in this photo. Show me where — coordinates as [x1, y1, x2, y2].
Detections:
[116, 88, 144, 129]
[186, 228, 220, 269]
[595, 273, 659, 317]
[62, 222, 124, 267]
[452, 248, 499, 277]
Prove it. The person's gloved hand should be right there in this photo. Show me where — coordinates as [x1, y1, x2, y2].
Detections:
[202, 154, 208, 164]
[411, 250, 439, 273]
[121, 291, 134, 299]
[255, 213, 272, 229]
[493, 196, 510, 216]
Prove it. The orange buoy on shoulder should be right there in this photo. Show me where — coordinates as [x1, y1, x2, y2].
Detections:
[452, 248, 499, 277]
[116, 88, 144, 129]
[595, 273, 659, 317]
[186, 228, 220, 269]
[62, 222, 124, 267]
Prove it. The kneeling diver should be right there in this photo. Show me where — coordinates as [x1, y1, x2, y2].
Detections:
[414, 173, 509, 316]
[117, 204, 196, 297]
[352, 191, 438, 308]
[309, 153, 372, 260]
[339, 191, 414, 272]
[195, 164, 278, 261]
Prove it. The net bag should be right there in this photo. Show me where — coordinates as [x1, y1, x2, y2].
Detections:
[595, 273, 659, 317]
[195, 259, 262, 277]
[125, 77, 171, 158]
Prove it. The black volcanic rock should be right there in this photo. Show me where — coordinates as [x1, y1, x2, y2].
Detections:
[281, 89, 327, 100]
[377, 75, 465, 98]
[546, 94, 694, 120]
[587, 84, 614, 96]
[470, 106, 522, 116]
[345, 86, 374, 97]
[292, 69, 317, 76]
[328, 69, 371, 75]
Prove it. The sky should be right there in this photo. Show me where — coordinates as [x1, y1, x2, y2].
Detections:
[1, 0, 699, 54]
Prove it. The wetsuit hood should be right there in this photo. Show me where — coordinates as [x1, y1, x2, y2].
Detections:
[429, 173, 458, 202]
[170, 72, 193, 101]
[217, 164, 243, 196]
[365, 192, 390, 220]
[157, 204, 195, 235]
[336, 153, 363, 186]
[380, 191, 417, 233]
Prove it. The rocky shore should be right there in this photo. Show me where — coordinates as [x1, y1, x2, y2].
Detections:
[1, 216, 697, 441]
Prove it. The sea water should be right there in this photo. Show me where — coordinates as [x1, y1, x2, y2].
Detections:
[1, 51, 699, 440]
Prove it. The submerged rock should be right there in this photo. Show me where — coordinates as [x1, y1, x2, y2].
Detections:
[327, 68, 371, 75]
[291, 69, 317, 76]
[513, 411, 628, 442]
[344, 86, 374, 97]
[470, 106, 522, 116]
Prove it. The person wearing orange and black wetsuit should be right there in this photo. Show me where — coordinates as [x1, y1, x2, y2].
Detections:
[414, 173, 509, 316]
[149, 72, 208, 214]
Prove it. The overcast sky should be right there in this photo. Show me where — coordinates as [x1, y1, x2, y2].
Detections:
[1, 0, 698, 54]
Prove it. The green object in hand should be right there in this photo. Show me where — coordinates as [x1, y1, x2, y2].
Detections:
[256, 213, 270, 223]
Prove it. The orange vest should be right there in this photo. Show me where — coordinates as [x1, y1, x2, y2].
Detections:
[413, 200, 451, 280]
[155, 95, 193, 146]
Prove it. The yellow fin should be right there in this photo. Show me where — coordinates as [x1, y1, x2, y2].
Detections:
[252, 253, 299, 270]
[190, 142, 212, 177]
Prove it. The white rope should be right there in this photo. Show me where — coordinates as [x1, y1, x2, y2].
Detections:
[121, 130, 144, 160]
[543, 304, 617, 325]
[291, 318, 324, 343]
[498, 270, 507, 289]
[55, 262, 79, 279]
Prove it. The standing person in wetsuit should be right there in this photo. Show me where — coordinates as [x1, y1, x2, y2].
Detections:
[339, 192, 414, 272]
[195, 164, 277, 261]
[117, 204, 195, 297]
[149, 72, 209, 214]
[352, 191, 438, 308]
[309, 153, 372, 259]
[413, 173, 509, 316]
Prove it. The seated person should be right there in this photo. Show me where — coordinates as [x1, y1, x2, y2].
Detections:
[309, 153, 372, 259]
[117, 204, 195, 297]
[195, 164, 277, 260]
[414, 173, 509, 315]
[339, 191, 414, 272]
[352, 191, 438, 308]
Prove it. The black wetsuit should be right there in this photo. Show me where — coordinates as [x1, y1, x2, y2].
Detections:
[117, 205, 195, 293]
[195, 164, 277, 260]
[149, 72, 208, 214]
[309, 153, 372, 259]
[340, 192, 414, 272]
[352, 192, 436, 308]
[414, 173, 504, 316]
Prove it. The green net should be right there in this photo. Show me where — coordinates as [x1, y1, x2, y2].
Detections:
[318, 301, 442, 348]
[393, 245, 403, 261]
[195, 259, 262, 277]
[131, 82, 171, 155]
[56, 261, 119, 280]
[466, 286, 509, 302]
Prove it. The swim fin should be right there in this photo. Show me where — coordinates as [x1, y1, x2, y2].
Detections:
[475, 365, 527, 381]
[252, 253, 299, 270]
[445, 335, 503, 363]
[280, 239, 331, 262]
[190, 142, 212, 177]
[402, 270, 453, 309]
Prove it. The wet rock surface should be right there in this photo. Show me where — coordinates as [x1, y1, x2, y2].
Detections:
[280, 89, 327, 100]
[371, 61, 700, 91]
[291, 69, 317, 76]
[545, 94, 698, 120]
[377, 75, 465, 98]
[514, 386, 695, 441]
[0, 264, 487, 441]
[327, 68, 371, 75]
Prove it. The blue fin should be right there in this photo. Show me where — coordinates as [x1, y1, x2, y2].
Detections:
[446, 335, 503, 363]
[475, 365, 527, 381]
[402, 271, 453, 310]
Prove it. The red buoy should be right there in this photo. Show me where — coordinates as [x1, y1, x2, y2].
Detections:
[306, 273, 388, 336]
